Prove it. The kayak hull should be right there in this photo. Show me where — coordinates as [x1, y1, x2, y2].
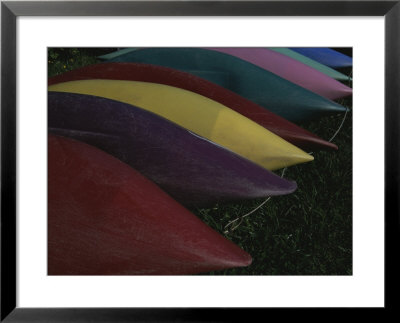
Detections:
[269, 47, 351, 81]
[49, 79, 314, 171]
[48, 92, 297, 206]
[48, 62, 338, 151]
[97, 48, 138, 60]
[289, 47, 352, 68]
[48, 135, 252, 275]
[206, 47, 352, 100]
[108, 47, 347, 123]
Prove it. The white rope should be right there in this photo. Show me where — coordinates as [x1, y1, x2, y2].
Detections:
[328, 108, 348, 143]
[224, 106, 349, 234]
[308, 107, 349, 156]
[224, 197, 271, 234]
[224, 167, 286, 234]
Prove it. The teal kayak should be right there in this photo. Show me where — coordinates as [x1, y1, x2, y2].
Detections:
[109, 48, 347, 123]
[269, 47, 351, 82]
[98, 48, 138, 60]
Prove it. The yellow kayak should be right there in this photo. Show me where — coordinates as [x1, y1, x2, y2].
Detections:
[49, 80, 313, 170]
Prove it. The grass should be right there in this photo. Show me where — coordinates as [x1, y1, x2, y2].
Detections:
[48, 48, 352, 276]
[196, 111, 352, 275]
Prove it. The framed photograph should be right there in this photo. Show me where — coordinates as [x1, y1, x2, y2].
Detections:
[1, 0, 398, 321]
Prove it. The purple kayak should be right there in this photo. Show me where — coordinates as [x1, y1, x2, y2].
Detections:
[207, 47, 352, 100]
[48, 92, 297, 206]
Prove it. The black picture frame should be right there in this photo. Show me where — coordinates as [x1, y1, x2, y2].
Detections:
[1, 1, 398, 321]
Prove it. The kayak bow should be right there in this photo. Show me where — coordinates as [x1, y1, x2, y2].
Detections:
[49, 79, 314, 171]
[48, 135, 252, 275]
[48, 62, 338, 151]
[48, 92, 298, 206]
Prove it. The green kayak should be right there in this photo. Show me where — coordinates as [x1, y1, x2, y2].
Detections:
[269, 47, 351, 82]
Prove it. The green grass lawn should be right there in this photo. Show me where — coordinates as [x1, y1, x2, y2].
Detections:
[48, 48, 352, 276]
[196, 110, 352, 275]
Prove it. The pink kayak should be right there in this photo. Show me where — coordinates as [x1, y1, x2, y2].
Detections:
[207, 47, 352, 100]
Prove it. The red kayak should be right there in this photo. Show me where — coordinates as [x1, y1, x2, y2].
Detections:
[48, 135, 252, 275]
[48, 62, 337, 151]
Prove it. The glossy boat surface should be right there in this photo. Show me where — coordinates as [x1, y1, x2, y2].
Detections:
[49, 80, 314, 171]
[108, 47, 347, 123]
[289, 48, 353, 68]
[206, 47, 352, 100]
[48, 62, 337, 151]
[48, 92, 297, 206]
[48, 135, 252, 275]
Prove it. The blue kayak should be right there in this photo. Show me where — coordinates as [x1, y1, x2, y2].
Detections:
[108, 47, 347, 123]
[289, 48, 352, 68]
